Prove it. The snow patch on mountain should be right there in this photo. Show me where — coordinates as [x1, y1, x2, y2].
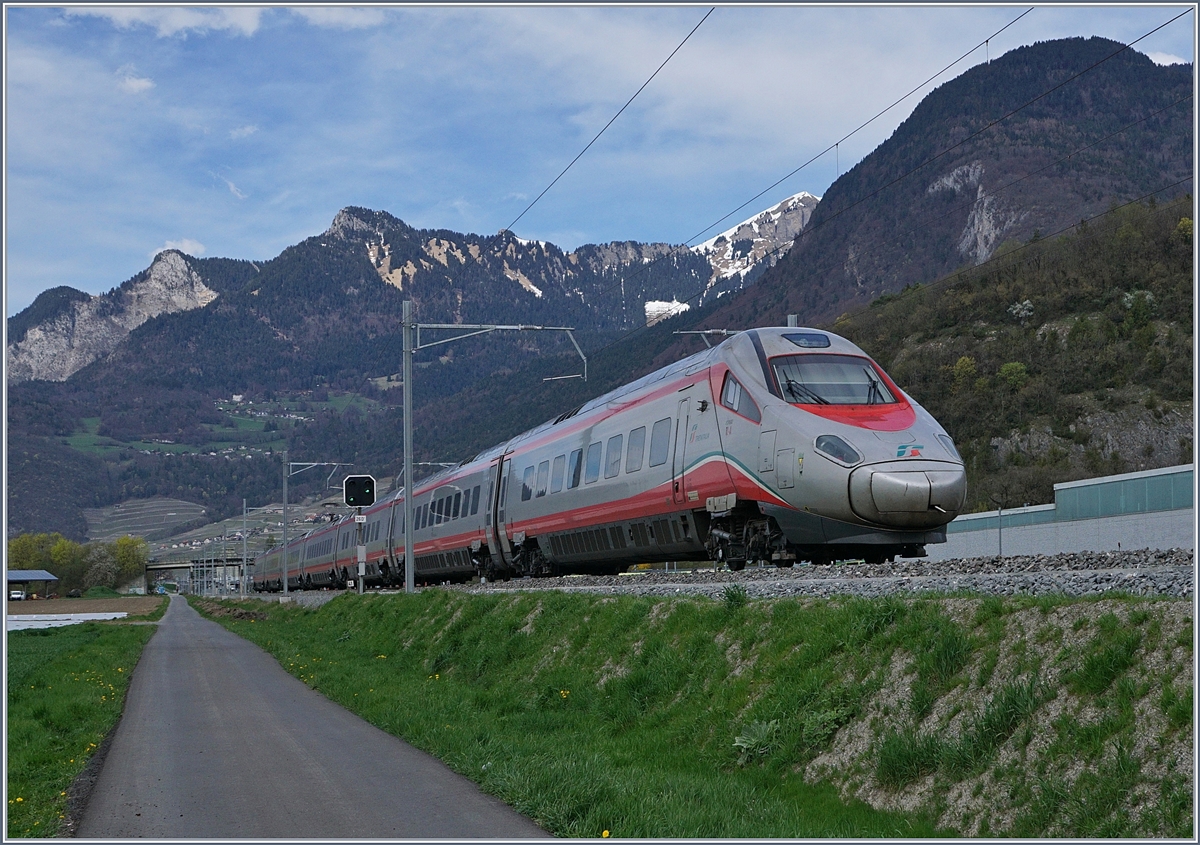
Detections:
[645, 299, 690, 326]
[691, 192, 820, 297]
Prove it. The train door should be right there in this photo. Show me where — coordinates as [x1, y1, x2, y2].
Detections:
[672, 392, 692, 504]
[486, 455, 513, 566]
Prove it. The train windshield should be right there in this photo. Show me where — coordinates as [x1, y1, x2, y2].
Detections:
[772, 354, 897, 405]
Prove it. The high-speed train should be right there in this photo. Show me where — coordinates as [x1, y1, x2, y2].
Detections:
[252, 325, 966, 590]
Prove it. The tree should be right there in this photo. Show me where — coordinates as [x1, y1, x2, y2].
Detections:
[112, 535, 149, 584]
[7, 532, 62, 571]
[999, 362, 1029, 391]
[82, 543, 119, 589]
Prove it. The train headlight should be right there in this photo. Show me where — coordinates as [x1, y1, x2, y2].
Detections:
[814, 434, 862, 466]
[937, 434, 961, 461]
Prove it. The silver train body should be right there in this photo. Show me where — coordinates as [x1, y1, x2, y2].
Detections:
[252, 326, 966, 590]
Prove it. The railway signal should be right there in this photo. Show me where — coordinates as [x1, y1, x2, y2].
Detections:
[343, 475, 376, 507]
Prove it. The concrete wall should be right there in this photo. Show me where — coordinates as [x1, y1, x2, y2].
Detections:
[926, 508, 1195, 560]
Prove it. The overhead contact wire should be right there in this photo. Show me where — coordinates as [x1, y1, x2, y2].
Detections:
[579, 7, 1039, 312]
[683, 7, 1035, 248]
[578, 8, 1192, 358]
[503, 7, 715, 235]
[583, 174, 1193, 365]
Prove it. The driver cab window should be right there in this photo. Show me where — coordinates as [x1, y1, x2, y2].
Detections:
[720, 372, 761, 423]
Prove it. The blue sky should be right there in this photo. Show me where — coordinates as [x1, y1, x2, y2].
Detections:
[4, 4, 1194, 316]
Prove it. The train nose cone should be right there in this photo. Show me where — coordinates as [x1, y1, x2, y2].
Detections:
[849, 462, 966, 529]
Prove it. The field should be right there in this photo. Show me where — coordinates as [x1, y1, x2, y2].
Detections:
[194, 589, 1193, 838]
[5, 596, 167, 616]
[6, 599, 166, 838]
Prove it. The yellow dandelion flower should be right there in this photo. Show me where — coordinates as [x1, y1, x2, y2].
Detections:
[15, 797, 22, 803]
[602, 830, 610, 838]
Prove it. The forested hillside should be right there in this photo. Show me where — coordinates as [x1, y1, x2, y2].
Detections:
[710, 37, 1192, 328]
[834, 195, 1193, 509]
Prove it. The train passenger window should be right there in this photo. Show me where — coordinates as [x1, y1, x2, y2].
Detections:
[649, 417, 672, 466]
[419, 504, 428, 530]
[536, 460, 550, 497]
[550, 455, 566, 493]
[605, 435, 623, 479]
[522, 466, 535, 501]
[472, 485, 482, 515]
[568, 449, 583, 489]
[452, 492, 461, 519]
[720, 373, 761, 422]
[584, 442, 603, 484]
[626, 427, 646, 473]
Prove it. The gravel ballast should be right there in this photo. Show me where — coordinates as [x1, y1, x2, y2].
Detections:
[445, 548, 1194, 600]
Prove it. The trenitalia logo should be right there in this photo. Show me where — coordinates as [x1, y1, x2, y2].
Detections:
[896, 444, 924, 458]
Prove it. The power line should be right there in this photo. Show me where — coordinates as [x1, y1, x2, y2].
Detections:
[583, 175, 1192, 367]
[579, 7, 1193, 352]
[503, 7, 715, 235]
[569, 7, 1040, 319]
[701, 91, 1193, 314]
[682, 7, 1035, 249]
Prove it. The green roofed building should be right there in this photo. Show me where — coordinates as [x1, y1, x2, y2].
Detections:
[930, 464, 1194, 560]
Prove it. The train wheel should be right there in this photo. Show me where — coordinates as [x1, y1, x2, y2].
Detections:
[727, 559, 746, 572]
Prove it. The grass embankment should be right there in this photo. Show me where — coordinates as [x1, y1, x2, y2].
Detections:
[6, 598, 165, 838]
[194, 590, 1192, 838]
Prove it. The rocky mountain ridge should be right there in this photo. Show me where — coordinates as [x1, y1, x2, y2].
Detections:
[7, 196, 814, 385]
[702, 36, 1192, 330]
[692, 191, 820, 298]
[7, 251, 219, 382]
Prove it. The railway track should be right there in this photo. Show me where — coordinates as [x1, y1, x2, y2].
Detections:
[443, 548, 1194, 600]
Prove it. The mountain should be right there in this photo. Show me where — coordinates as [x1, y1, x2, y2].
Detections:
[7, 197, 816, 387]
[701, 37, 1192, 330]
[5, 252, 254, 382]
[691, 191, 820, 300]
[6, 36, 1190, 541]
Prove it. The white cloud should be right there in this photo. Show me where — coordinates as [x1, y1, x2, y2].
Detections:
[216, 175, 248, 200]
[289, 8, 387, 30]
[1148, 51, 1189, 66]
[152, 238, 206, 259]
[116, 64, 154, 93]
[63, 7, 264, 37]
[230, 124, 258, 140]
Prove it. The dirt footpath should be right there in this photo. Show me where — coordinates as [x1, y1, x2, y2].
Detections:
[5, 596, 166, 617]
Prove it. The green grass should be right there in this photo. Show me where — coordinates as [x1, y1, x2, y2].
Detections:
[193, 592, 1192, 838]
[193, 591, 952, 838]
[6, 623, 157, 838]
